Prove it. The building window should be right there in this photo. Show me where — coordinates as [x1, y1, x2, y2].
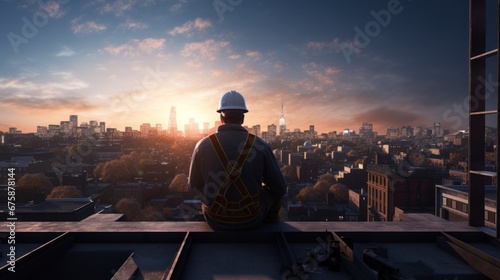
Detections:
[461, 203, 468, 213]
[485, 211, 496, 223]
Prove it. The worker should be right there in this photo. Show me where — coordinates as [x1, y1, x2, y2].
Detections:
[188, 90, 287, 230]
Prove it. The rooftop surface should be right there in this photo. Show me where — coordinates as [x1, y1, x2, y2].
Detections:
[0, 214, 498, 280]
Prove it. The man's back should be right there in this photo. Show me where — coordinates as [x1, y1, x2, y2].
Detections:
[188, 123, 287, 230]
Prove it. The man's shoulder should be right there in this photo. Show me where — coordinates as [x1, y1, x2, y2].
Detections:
[194, 135, 213, 150]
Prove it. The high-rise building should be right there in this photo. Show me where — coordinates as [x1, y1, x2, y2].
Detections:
[185, 118, 200, 138]
[202, 122, 209, 135]
[140, 123, 151, 136]
[386, 127, 399, 139]
[268, 124, 277, 137]
[89, 121, 98, 135]
[168, 106, 178, 135]
[279, 99, 286, 135]
[48, 125, 60, 136]
[359, 122, 374, 139]
[401, 125, 413, 138]
[248, 125, 261, 137]
[99, 122, 106, 134]
[69, 115, 78, 135]
[36, 126, 47, 137]
[156, 124, 162, 134]
[433, 122, 441, 137]
[60, 121, 70, 135]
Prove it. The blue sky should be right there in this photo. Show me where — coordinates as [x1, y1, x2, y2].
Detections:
[0, 0, 482, 134]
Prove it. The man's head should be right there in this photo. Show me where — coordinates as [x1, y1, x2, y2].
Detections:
[217, 90, 248, 124]
[220, 110, 245, 124]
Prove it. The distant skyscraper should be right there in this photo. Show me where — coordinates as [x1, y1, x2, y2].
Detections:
[268, 124, 277, 137]
[37, 126, 47, 137]
[168, 106, 178, 135]
[401, 125, 413, 138]
[359, 122, 374, 138]
[69, 115, 78, 124]
[89, 120, 98, 135]
[99, 122, 106, 133]
[202, 122, 209, 135]
[69, 115, 78, 135]
[140, 123, 151, 136]
[434, 122, 441, 137]
[279, 99, 286, 135]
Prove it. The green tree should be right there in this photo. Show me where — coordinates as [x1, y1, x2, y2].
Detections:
[115, 198, 142, 221]
[47, 186, 83, 198]
[93, 162, 105, 178]
[312, 180, 330, 193]
[294, 186, 322, 201]
[281, 165, 298, 182]
[317, 173, 337, 186]
[142, 205, 165, 221]
[16, 173, 53, 203]
[102, 160, 130, 184]
[169, 173, 189, 193]
[329, 183, 349, 203]
[163, 207, 175, 218]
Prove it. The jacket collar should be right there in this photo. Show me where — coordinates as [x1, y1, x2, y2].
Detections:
[217, 123, 247, 132]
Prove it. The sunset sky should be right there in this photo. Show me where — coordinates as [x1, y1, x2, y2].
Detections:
[0, 0, 493, 135]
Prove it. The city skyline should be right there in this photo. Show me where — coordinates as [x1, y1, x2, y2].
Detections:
[15, 112, 454, 137]
[0, 1, 486, 134]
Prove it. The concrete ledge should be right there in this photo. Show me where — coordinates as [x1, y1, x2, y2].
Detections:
[0, 213, 480, 233]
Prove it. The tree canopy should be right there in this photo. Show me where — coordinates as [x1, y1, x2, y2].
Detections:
[16, 173, 53, 203]
[168, 173, 189, 193]
[47, 186, 83, 198]
[115, 197, 142, 221]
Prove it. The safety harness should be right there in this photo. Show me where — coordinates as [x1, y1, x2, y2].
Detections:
[202, 133, 261, 223]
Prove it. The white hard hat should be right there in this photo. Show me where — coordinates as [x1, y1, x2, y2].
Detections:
[217, 90, 248, 113]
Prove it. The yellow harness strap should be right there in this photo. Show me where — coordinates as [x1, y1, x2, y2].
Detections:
[202, 133, 260, 223]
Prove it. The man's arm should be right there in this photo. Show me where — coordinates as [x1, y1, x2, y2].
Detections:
[188, 145, 203, 194]
[262, 144, 287, 197]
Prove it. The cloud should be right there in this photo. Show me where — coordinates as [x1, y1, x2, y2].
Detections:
[0, 72, 88, 94]
[274, 62, 284, 72]
[103, 38, 165, 56]
[304, 38, 360, 56]
[281, 63, 341, 94]
[181, 39, 230, 61]
[168, 18, 212, 36]
[71, 18, 106, 34]
[229, 54, 241, 60]
[56, 45, 76, 57]
[121, 19, 149, 30]
[170, 0, 188, 12]
[99, 0, 155, 16]
[39, 1, 67, 18]
[246, 51, 262, 60]
[0, 73, 95, 112]
[353, 106, 423, 129]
